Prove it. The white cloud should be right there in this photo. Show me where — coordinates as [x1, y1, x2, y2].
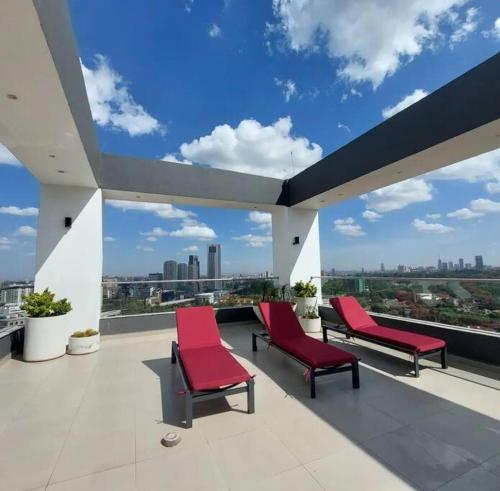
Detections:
[450, 7, 479, 44]
[146, 236, 157, 242]
[272, 0, 471, 87]
[247, 211, 272, 230]
[184, 0, 194, 13]
[103, 236, 116, 242]
[106, 200, 194, 220]
[81, 54, 163, 137]
[0, 237, 12, 250]
[162, 153, 193, 165]
[274, 78, 297, 102]
[361, 178, 433, 213]
[334, 217, 365, 237]
[140, 227, 169, 237]
[483, 17, 500, 39]
[447, 208, 483, 220]
[341, 88, 363, 101]
[362, 210, 382, 222]
[137, 245, 154, 252]
[426, 213, 441, 219]
[232, 234, 273, 247]
[470, 198, 500, 214]
[412, 219, 454, 234]
[15, 225, 37, 237]
[208, 24, 222, 38]
[183, 245, 200, 252]
[170, 221, 217, 240]
[382, 89, 429, 119]
[337, 122, 351, 133]
[0, 206, 38, 216]
[179, 116, 322, 178]
[425, 149, 500, 193]
[0, 144, 21, 166]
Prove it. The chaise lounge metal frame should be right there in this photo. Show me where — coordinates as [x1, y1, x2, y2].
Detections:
[252, 331, 359, 398]
[321, 322, 447, 377]
[171, 341, 255, 428]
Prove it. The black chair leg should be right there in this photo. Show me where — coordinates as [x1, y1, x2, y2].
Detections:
[352, 361, 360, 389]
[441, 347, 448, 369]
[322, 326, 328, 343]
[185, 392, 193, 428]
[414, 354, 420, 377]
[252, 333, 257, 352]
[310, 369, 316, 398]
[171, 341, 177, 364]
[247, 378, 255, 414]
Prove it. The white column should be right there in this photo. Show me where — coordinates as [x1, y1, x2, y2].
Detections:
[272, 207, 322, 302]
[35, 184, 103, 336]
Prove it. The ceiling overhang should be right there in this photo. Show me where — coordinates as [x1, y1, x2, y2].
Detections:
[100, 153, 287, 210]
[0, 0, 99, 187]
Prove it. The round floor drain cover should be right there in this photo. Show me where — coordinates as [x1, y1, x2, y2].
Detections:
[161, 432, 181, 447]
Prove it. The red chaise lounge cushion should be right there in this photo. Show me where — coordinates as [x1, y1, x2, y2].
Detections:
[259, 302, 357, 368]
[176, 306, 251, 390]
[330, 297, 445, 353]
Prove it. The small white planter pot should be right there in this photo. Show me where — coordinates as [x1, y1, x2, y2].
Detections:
[299, 317, 322, 333]
[23, 315, 68, 362]
[68, 333, 100, 355]
[294, 297, 317, 316]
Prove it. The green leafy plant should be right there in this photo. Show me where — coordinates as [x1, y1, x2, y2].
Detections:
[71, 329, 98, 338]
[21, 289, 72, 318]
[293, 280, 318, 298]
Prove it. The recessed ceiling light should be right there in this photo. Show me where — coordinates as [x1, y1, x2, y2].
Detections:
[338, 193, 343, 197]
[6, 93, 18, 100]
[396, 171, 402, 175]
[56, 169, 65, 174]
[320, 200, 325, 203]
[49, 154, 56, 158]
[136, 195, 141, 199]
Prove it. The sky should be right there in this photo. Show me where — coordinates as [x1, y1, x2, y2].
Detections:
[1, 0, 500, 280]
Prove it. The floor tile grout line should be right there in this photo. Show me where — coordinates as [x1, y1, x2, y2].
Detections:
[45, 361, 98, 487]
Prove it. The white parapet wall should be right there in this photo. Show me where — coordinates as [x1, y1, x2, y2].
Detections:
[35, 184, 103, 336]
[272, 207, 322, 301]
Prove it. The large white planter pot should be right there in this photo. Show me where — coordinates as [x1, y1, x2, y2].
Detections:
[294, 297, 317, 316]
[23, 315, 68, 362]
[299, 317, 322, 333]
[68, 333, 100, 355]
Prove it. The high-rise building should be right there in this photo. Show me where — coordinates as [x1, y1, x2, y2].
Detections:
[465, 263, 472, 270]
[459, 258, 464, 270]
[207, 244, 222, 290]
[437, 258, 442, 270]
[163, 260, 177, 289]
[188, 255, 200, 293]
[148, 272, 163, 289]
[380, 263, 385, 272]
[177, 263, 188, 280]
[448, 261, 453, 271]
[0, 285, 33, 306]
[475, 255, 484, 270]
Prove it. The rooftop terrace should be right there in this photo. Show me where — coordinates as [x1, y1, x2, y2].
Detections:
[2, 321, 500, 490]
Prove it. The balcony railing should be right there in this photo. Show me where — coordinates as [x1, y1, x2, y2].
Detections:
[314, 275, 500, 334]
[101, 277, 280, 318]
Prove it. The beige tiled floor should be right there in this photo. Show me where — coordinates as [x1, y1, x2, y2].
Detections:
[1, 322, 500, 490]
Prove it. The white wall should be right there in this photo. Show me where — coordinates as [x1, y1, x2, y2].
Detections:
[35, 184, 103, 336]
[272, 207, 322, 300]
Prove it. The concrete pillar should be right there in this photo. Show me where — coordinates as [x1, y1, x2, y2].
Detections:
[272, 207, 322, 302]
[35, 184, 103, 336]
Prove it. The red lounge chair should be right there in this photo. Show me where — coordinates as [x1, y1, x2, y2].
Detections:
[171, 306, 255, 428]
[329, 296, 447, 377]
[253, 302, 360, 397]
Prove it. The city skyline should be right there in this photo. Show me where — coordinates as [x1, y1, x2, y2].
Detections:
[1, 1, 500, 279]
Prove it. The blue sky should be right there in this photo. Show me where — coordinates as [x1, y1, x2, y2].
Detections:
[1, 0, 500, 280]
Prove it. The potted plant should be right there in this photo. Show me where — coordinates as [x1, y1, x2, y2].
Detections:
[293, 280, 318, 316]
[299, 305, 321, 333]
[68, 329, 100, 355]
[22, 289, 72, 362]
[252, 283, 296, 325]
